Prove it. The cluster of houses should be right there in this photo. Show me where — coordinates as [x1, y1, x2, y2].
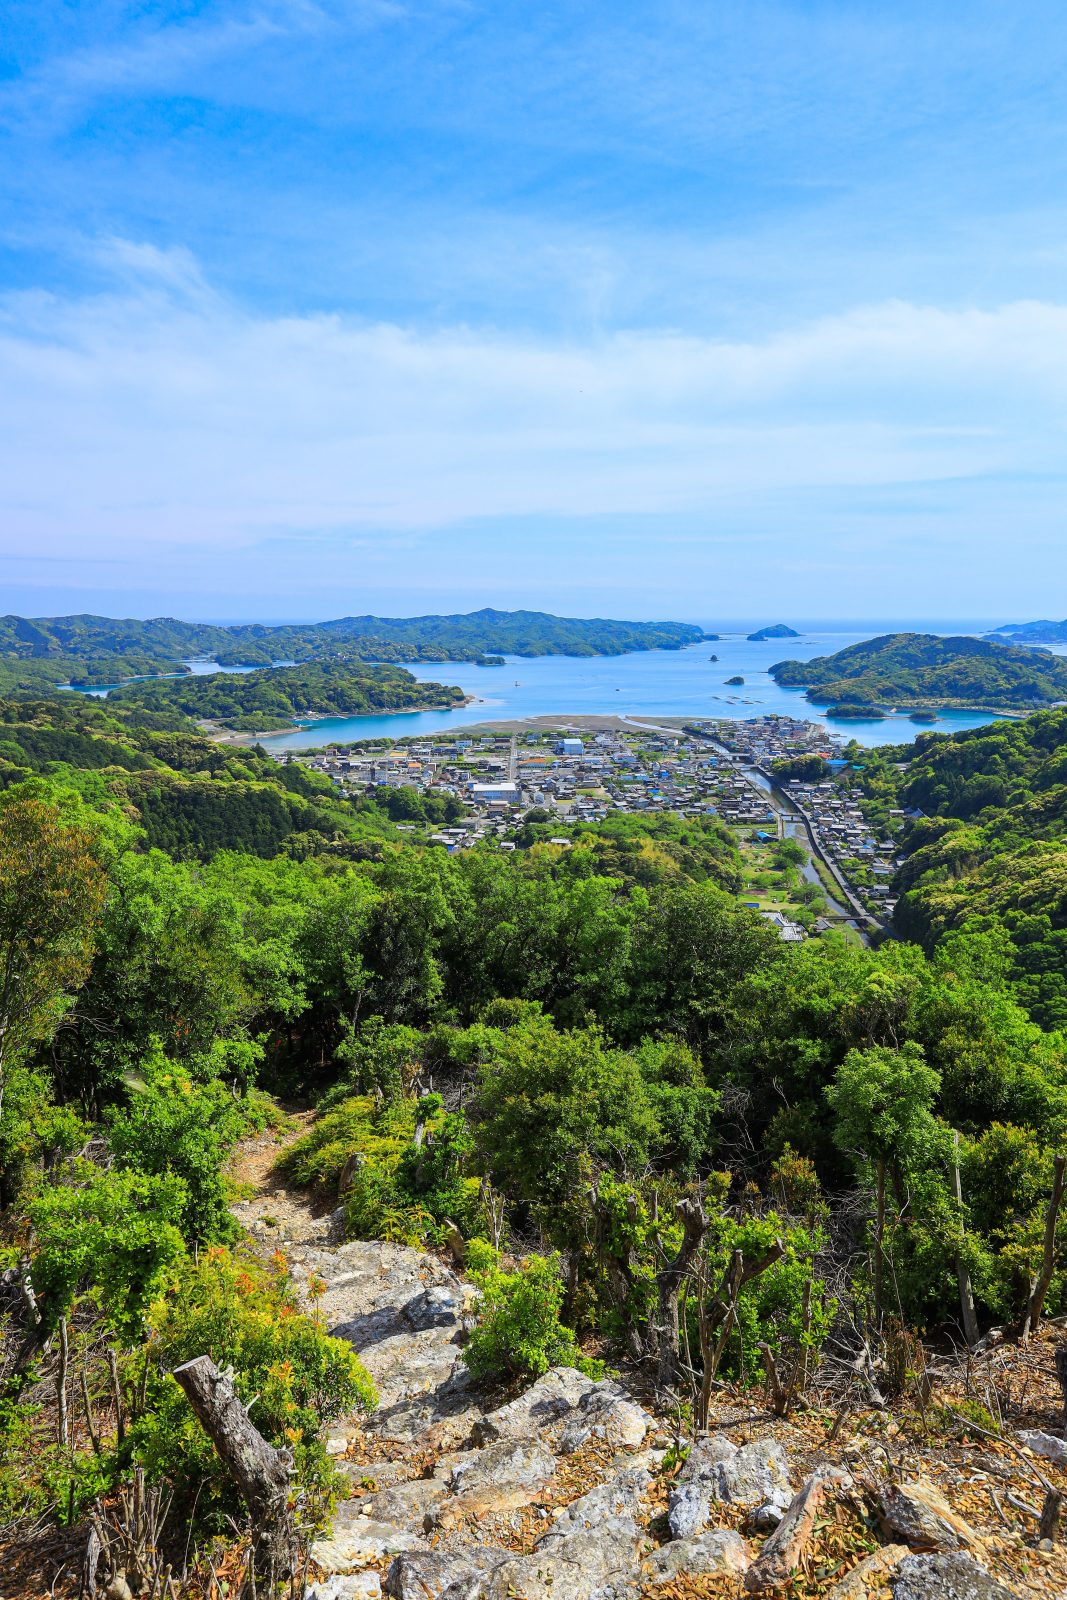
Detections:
[278, 714, 913, 941]
[286, 724, 820, 829]
[778, 777, 908, 918]
[283, 716, 860, 837]
[708, 714, 839, 765]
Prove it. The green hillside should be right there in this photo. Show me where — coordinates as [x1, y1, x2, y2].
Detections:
[861, 707, 1067, 1027]
[5, 680, 1067, 1588]
[771, 630, 1067, 709]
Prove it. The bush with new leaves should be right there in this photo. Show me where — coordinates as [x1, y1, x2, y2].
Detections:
[462, 1244, 603, 1386]
[132, 1246, 377, 1529]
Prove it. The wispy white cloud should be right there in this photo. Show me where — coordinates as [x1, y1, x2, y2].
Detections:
[1, 250, 1066, 575]
[0, 1, 412, 132]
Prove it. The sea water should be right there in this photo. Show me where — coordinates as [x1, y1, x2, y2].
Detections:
[252, 628, 1014, 752]
[64, 623, 1047, 752]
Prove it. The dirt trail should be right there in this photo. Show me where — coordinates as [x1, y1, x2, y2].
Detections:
[228, 1111, 335, 1245]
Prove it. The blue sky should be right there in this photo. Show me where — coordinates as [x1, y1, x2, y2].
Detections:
[2, 2, 1067, 623]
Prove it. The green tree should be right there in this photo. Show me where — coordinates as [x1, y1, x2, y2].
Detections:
[621, 881, 781, 1054]
[470, 1010, 659, 1243]
[0, 794, 106, 1119]
[827, 1042, 943, 1316]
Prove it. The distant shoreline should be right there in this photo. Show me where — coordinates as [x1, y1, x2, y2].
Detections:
[199, 693, 477, 744]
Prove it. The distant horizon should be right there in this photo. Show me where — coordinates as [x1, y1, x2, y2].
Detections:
[0, 599, 1032, 635]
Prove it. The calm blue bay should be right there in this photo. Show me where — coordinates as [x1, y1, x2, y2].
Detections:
[68, 621, 1055, 752]
[254, 624, 1026, 752]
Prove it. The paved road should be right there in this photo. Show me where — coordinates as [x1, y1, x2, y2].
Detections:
[752, 766, 885, 937]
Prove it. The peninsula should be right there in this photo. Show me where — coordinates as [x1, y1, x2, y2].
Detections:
[105, 660, 468, 731]
[770, 630, 1067, 711]
[986, 617, 1067, 645]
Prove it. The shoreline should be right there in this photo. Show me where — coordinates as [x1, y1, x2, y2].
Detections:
[816, 699, 1031, 721]
[198, 694, 476, 744]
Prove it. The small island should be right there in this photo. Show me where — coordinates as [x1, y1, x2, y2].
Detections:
[725, 674, 745, 685]
[748, 624, 800, 642]
[770, 632, 1067, 712]
[825, 702, 885, 720]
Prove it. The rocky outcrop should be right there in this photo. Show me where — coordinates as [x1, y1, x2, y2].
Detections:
[289, 1237, 482, 1448]
[461, 1464, 654, 1600]
[1017, 1427, 1067, 1467]
[826, 1544, 910, 1598]
[237, 1159, 1034, 1600]
[643, 1528, 751, 1587]
[879, 1481, 978, 1553]
[668, 1435, 793, 1539]
[308, 1576, 383, 1600]
[384, 1548, 510, 1599]
[890, 1552, 1021, 1600]
[470, 1366, 600, 1443]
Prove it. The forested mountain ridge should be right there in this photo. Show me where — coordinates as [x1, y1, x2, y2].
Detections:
[771, 630, 1067, 709]
[0, 608, 706, 667]
[3, 687, 1067, 1596]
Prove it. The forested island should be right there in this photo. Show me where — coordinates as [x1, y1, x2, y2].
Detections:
[987, 618, 1067, 645]
[104, 660, 467, 731]
[0, 608, 705, 669]
[0, 654, 189, 698]
[771, 630, 1067, 709]
[747, 623, 799, 641]
[4, 681, 1067, 1597]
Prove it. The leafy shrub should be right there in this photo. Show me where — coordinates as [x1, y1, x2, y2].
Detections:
[133, 1247, 376, 1530]
[0, 1064, 88, 1205]
[283, 1093, 483, 1247]
[30, 1166, 188, 1337]
[462, 1249, 603, 1385]
[107, 1044, 264, 1244]
[281, 1094, 414, 1192]
[934, 1397, 1000, 1438]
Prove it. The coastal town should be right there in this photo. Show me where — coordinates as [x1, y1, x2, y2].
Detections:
[279, 711, 912, 941]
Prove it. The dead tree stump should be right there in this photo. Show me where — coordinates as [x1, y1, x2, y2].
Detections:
[1055, 1343, 1067, 1428]
[173, 1355, 297, 1580]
